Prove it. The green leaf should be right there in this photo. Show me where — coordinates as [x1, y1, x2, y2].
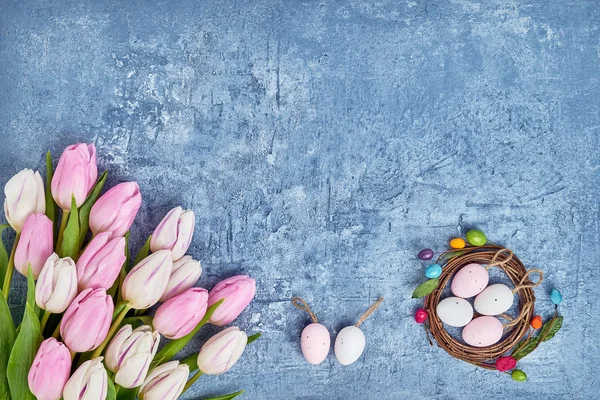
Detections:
[203, 390, 245, 400]
[133, 235, 152, 267]
[0, 224, 11, 290]
[26, 265, 38, 315]
[78, 170, 108, 249]
[112, 301, 129, 320]
[0, 293, 16, 399]
[115, 387, 138, 400]
[45, 151, 57, 232]
[511, 337, 540, 360]
[180, 353, 198, 370]
[247, 332, 262, 345]
[107, 377, 117, 400]
[411, 278, 439, 298]
[540, 316, 563, 342]
[7, 304, 42, 400]
[59, 196, 80, 260]
[121, 315, 153, 330]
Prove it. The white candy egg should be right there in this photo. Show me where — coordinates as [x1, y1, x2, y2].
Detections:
[300, 323, 330, 365]
[334, 326, 366, 366]
[474, 284, 514, 315]
[462, 316, 503, 347]
[436, 297, 473, 327]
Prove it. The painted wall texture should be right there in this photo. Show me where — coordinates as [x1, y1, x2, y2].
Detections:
[0, 0, 598, 399]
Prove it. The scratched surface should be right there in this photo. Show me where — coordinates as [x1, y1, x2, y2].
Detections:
[0, 0, 599, 399]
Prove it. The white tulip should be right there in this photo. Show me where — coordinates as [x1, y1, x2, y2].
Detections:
[35, 253, 78, 314]
[62, 357, 107, 400]
[197, 327, 247, 375]
[121, 250, 173, 309]
[139, 361, 188, 400]
[3, 169, 45, 231]
[160, 255, 202, 301]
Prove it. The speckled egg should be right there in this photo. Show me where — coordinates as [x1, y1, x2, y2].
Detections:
[451, 263, 489, 298]
[334, 326, 366, 366]
[436, 297, 473, 327]
[300, 323, 330, 365]
[462, 316, 503, 347]
[474, 284, 514, 315]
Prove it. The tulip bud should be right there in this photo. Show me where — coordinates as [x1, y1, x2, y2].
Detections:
[89, 182, 142, 238]
[28, 338, 71, 400]
[14, 213, 53, 279]
[121, 250, 173, 309]
[62, 357, 108, 400]
[3, 168, 45, 231]
[51, 143, 97, 210]
[160, 255, 202, 301]
[76, 232, 126, 291]
[150, 206, 195, 260]
[139, 361, 188, 400]
[207, 275, 256, 326]
[105, 325, 160, 388]
[60, 288, 114, 352]
[154, 288, 208, 339]
[197, 327, 247, 375]
[35, 253, 78, 314]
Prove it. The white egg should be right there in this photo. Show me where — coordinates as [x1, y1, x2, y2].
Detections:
[436, 297, 474, 327]
[474, 284, 514, 315]
[334, 326, 366, 366]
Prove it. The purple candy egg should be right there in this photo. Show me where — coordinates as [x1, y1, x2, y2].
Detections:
[418, 248, 434, 260]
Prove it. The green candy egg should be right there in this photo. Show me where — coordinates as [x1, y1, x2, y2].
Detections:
[511, 369, 527, 382]
[466, 229, 487, 246]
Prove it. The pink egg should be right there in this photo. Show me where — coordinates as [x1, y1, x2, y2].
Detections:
[462, 316, 503, 347]
[300, 323, 330, 365]
[451, 263, 489, 298]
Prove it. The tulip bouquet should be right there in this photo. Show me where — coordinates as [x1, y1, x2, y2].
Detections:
[0, 144, 259, 400]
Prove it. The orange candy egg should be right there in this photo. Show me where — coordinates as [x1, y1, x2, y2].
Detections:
[449, 238, 466, 249]
[531, 315, 543, 329]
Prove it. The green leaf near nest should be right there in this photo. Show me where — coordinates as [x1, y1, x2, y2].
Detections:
[412, 278, 439, 298]
[511, 315, 563, 360]
[540, 316, 563, 342]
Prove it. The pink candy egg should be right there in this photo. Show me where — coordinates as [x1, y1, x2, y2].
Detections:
[300, 323, 330, 365]
[451, 263, 489, 298]
[462, 316, 503, 347]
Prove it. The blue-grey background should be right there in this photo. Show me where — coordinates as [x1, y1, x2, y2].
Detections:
[1, 0, 598, 399]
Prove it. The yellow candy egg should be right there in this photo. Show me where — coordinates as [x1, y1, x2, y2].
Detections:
[449, 238, 466, 249]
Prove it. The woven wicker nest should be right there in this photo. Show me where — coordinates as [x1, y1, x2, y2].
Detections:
[423, 244, 539, 370]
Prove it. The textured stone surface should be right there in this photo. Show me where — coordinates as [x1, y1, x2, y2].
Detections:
[0, 0, 598, 399]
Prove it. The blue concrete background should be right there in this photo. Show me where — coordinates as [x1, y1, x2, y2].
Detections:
[0, 0, 598, 399]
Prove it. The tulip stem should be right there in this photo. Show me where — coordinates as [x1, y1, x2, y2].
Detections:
[90, 303, 131, 359]
[182, 371, 203, 393]
[40, 310, 51, 332]
[52, 321, 61, 339]
[56, 210, 70, 253]
[2, 232, 20, 299]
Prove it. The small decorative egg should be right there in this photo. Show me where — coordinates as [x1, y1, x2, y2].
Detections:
[425, 264, 442, 279]
[300, 323, 330, 365]
[462, 316, 503, 347]
[334, 326, 366, 366]
[418, 248, 434, 260]
[495, 356, 517, 372]
[474, 284, 514, 315]
[436, 297, 473, 327]
[550, 288, 563, 305]
[530, 315, 543, 329]
[449, 238, 466, 249]
[451, 263, 489, 298]
[511, 369, 527, 382]
[466, 230, 487, 246]
[414, 308, 427, 324]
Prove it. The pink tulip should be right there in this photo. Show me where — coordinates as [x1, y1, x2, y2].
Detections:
[207, 275, 256, 326]
[150, 206, 195, 260]
[3, 169, 45, 231]
[89, 182, 141, 238]
[36, 253, 78, 314]
[51, 143, 97, 210]
[28, 338, 72, 400]
[14, 213, 53, 279]
[76, 232, 126, 291]
[154, 288, 208, 339]
[160, 255, 202, 301]
[60, 287, 114, 352]
[121, 250, 173, 309]
[196, 327, 247, 375]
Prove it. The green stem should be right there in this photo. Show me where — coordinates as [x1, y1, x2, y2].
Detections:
[182, 371, 203, 393]
[2, 231, 20, 299]
[52, 321, 61, 339]
[40, 310, 52, 332]
[91, 303, 131, 359]
[56, 210, 70, 253]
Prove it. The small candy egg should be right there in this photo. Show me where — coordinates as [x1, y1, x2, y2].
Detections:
[414, 308, 427, 324]
[511, 369, 527, 382]
[449, 238, 466, 249]
[425, 264, 442, 279]
[436, 297, 473, 327]
[530, 315, 543, 329]
[334, 326, 366, 366]
[550, 288, 563, 305]
[474, 284, 514, 315]
[300, 323, 330, 365]
[418, 248, 434, 260]
[451, 263, 489, 298]
[466, 230, 487, 246]
[495, 356, 517, 372]
[462, 316, 503, 347]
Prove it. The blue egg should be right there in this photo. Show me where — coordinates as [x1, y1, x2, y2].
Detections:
[425, 264, 442, 279]
[550, 288, 563, 305]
